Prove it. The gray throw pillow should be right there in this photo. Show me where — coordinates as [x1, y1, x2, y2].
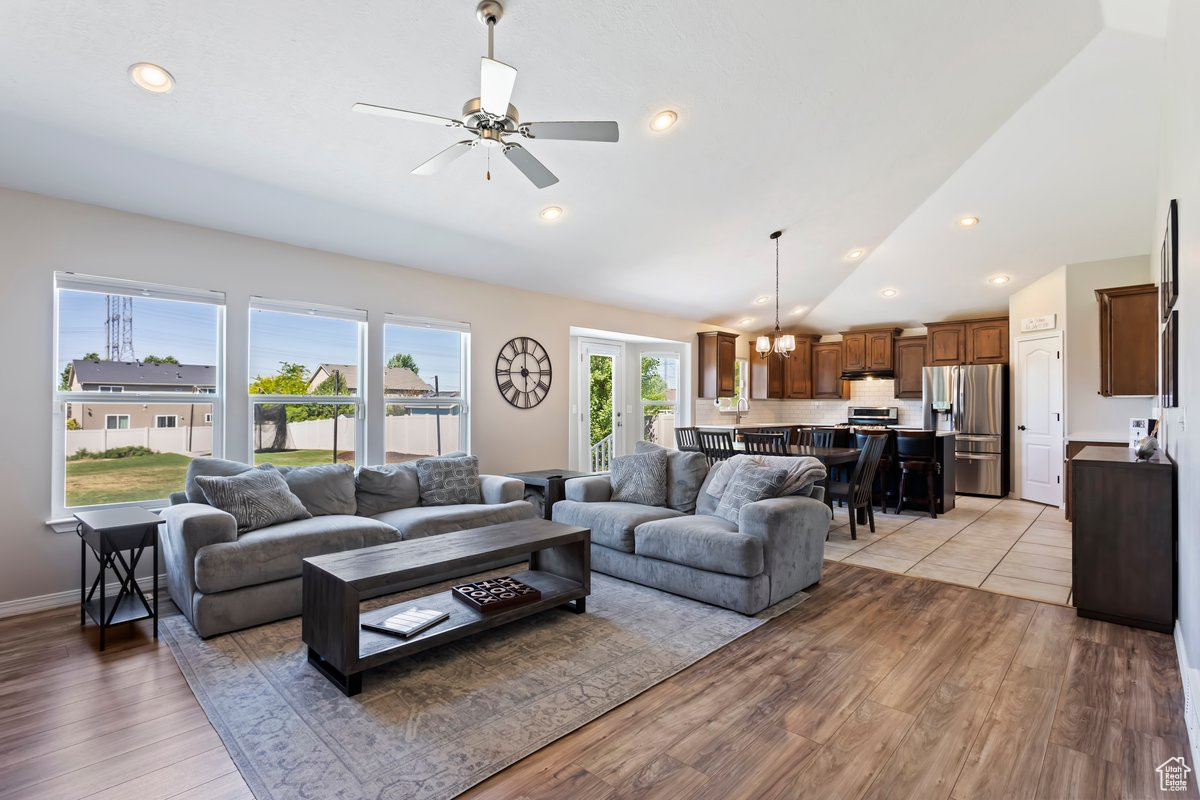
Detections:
[278, 463, 356, 516]
[713, 462, 789, 523]
[354, 462, 420, 516]
[609, 449, 668, 507]
[194, 465, 312, 533]
[634, 440, 708, 512]
[184, 457, 252, 504]
[416, 455, 483, 506]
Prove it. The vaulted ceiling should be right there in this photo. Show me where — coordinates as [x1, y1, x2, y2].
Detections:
[0, 0, 1166, 330]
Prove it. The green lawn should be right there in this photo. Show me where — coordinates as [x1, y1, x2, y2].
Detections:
[254, 449, 354, 467]
[66, 452, 192, 507]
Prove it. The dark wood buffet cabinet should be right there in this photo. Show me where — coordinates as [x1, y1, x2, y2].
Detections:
[1071, 446, 1177, 633]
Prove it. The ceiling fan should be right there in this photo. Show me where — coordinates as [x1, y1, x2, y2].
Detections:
[352, 0, 619, 189]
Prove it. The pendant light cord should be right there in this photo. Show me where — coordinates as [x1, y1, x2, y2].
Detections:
[774, 234, 781, 333]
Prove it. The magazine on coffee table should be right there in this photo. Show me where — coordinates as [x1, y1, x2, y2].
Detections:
[361, 607, 449, 638]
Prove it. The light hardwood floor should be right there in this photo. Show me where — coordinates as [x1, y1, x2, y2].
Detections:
[0, 563, 1193, 800]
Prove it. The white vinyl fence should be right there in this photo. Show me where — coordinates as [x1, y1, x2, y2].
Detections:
[254, 414, 461, 457]
[66, 426, 213, 457]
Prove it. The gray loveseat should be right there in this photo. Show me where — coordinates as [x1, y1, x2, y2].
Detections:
[552, 443, 832, 614]
[161, 456, 534, 637]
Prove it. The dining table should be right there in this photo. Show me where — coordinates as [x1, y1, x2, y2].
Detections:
[730, 443, 860, 513]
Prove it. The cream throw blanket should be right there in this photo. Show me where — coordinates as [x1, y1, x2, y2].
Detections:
[706, 454, 827, 500]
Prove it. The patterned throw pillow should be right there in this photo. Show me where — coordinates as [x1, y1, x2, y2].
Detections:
[194, 465, 312, 533]
[609, 449, 668, 507]
[713, 462, 789, 523]
[415, 455, 483, 506]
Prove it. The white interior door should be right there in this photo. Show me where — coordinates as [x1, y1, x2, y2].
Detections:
[579, 340, 624, 472]
[1016, 333, 1064, 505]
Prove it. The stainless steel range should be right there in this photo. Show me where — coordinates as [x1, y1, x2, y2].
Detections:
[847, 406, 899, 427]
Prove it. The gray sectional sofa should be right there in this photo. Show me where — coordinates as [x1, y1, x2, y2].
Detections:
[160, 456, 534, 637]
[552, 443, 832, 614]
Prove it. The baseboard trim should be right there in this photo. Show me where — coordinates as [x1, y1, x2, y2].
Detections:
[1175, 622, 1200, 771]
[0, 574, 167, 619]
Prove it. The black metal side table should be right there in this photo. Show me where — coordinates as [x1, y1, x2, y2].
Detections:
[506, 469, 601, 520]
[73, 507, 164, 650]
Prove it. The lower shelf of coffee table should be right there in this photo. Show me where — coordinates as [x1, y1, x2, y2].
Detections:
[355, 569, 585, 669]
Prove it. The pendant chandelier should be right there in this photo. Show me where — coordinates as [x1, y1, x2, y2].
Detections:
[756, 230, 796, 358]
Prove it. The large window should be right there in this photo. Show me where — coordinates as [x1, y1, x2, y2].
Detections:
[53, 273, 224, 514]
[640, 353, 680, 447]
[248, 298, 365, 467]
[382, 316, 469, 463]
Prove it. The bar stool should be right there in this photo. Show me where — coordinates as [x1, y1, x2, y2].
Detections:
[896, 430, 940, 518]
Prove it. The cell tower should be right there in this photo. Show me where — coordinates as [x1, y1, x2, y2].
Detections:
[105, 295, 135, 361]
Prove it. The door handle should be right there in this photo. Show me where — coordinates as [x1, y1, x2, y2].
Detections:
[1017, 425, 1026, 431]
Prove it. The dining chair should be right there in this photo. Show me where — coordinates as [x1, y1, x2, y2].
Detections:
[742, 432, 787, 454]
[674, 427, 701, 452]
[856, 430, 896, 513]
[896, 430, 941, 518]
[697, 430, 737, 465]
[758, 427, 794, 446]
[795, 428, 814, 447]
[810, 428, 838, 448]
[828, 433, 887, 540]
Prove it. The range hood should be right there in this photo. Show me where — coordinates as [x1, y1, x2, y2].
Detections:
[839, 368, 895, 381]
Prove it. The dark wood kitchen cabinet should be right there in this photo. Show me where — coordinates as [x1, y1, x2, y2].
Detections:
[812, 342, 846, 399]
[697, 331, 738, 398]
[925, 322, 966, 366]
[841, 328, 901, 372]
[893, 336, 927, 399]
[841, 332, 867, 372]
[1071, 446, 1176, 633]
[965, 317, 1009, 364]
[749, 351, 783, 400]
[1096, 284, 1157, 397]
[750, 335, 818, 399]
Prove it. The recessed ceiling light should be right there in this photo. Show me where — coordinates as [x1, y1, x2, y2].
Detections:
[845, 248, 866, 260]
[792, 306, 808, 315]
[649, 110, 678, 132]
[959, 216, 980, 227]
[128, 62, 175, 94]
[880, 288, 898, 298]
[738, 317, 755, 326]
[988, 274, 1011, 285]
[539, 206, 563, 221]
[754, 295, 771, 305]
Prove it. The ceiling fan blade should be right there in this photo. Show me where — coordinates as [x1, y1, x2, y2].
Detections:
[520, 121, 619, 143]
[480, 57, 517, 116]
[352, 103, 461, 127]
[503, 143, 558, 189]
[412, 140, 476, 176]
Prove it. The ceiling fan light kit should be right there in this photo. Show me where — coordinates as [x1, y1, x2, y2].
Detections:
[352, 1, 619, 189]
[756, 230, 797, 359]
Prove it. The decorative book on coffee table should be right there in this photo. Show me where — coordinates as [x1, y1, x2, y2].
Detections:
[451, 575, 542, 612]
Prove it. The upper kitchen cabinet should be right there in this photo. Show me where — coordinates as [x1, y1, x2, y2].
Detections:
[697, 331, 738, 398]
[841, 327, 902, 373]
[812, 342, 847, 399]
[749, 334, 818, 399]
[841, 331, 867, 372]
[965, 317, 1009, 364]
[1096, 284, 1157, 396]
[925, 317, 1009, 365]
[749, 351, 784, 399]
[893, 336, 927, 399]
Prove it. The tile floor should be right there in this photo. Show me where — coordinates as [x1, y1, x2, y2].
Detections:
[823, 494, 1073, 605]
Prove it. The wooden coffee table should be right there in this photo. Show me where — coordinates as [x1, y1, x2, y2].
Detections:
[302, 518, 590, 696]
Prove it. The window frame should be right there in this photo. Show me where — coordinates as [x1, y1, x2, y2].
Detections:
[639, 351, 681, 446]
[105, 414, 131, 430]
[51, 272, 226, 519]
[382, 313, 471, 458]
[154, 415, 179, 428]
[247, 297, 368, 467]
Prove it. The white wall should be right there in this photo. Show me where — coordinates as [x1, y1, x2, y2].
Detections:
[1064, 254, 1156, 435]
[1157, 0, 1200, 723]
[0, 187, 724, 606]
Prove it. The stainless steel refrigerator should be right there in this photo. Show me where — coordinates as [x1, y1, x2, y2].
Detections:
[922, 364, 1009, 497]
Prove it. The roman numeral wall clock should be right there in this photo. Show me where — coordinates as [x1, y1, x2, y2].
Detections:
[495, 336, 551, 408]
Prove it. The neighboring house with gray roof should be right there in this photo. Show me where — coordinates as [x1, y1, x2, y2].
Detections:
[65, 359, 216, 431]
[306, 363, 435, 397]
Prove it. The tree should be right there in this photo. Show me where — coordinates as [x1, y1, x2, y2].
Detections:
[588, 355, 613, 446]
[640, 356, 672, 442]
[141, 354, 179, 365]
[249, 362, 310, 450]
[387, 353, 420, 374]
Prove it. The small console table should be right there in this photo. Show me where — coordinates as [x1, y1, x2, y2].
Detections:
[506, 469, 601, 520]
[73, 507, 163, 650]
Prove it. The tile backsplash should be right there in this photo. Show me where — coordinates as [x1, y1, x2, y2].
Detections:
[693, 379, 925, 427]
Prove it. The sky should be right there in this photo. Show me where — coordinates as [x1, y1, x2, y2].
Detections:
[58, 291, 462, 392]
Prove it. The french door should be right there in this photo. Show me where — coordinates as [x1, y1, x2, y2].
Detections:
[579, 340, 624, 472]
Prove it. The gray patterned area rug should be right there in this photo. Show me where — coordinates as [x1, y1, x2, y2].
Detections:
[161, 571, 807, 800]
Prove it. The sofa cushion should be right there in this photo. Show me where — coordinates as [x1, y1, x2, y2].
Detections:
[713, 462, 789, 523]
[634, 440, 709, 513]
[634, 515, 764, 578]
[355, 462, 420, 516]
[371, 500, 534, 541]
[416, 454, 483, 506]
[277, 463, 356, 516]
[194, 465, 312, 533]
[193, 515, 399, 593]
[609, 450, 668, 506]
[185, 457, 252, 504]
[551, 500, 683, 553]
